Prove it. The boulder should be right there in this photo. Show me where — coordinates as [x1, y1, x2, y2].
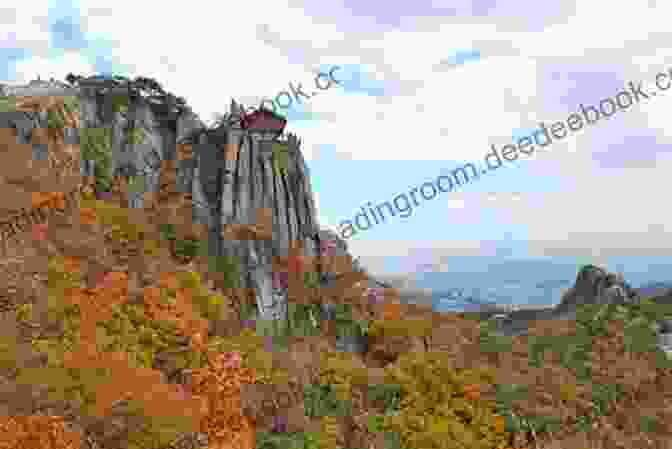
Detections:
[335, 333, 369, 354]
[656, 331, 672, 359]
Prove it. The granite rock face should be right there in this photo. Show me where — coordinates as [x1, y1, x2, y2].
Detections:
[177, 106, 323, 321]
[1, 77, 329, 322]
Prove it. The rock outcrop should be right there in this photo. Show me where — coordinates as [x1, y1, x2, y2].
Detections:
[176, 101, 323, 321]
[0, 75, 345, 323]
[554, 264, 640, 314]
[480, 265, 672, 359]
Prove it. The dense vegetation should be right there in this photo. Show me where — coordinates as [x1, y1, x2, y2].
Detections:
[1, 94, 672, 449]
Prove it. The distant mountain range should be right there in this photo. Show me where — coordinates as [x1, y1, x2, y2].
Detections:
[372, 258, 672, 313]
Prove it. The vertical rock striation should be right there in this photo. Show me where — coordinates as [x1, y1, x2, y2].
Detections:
[179, 101, 322, 320]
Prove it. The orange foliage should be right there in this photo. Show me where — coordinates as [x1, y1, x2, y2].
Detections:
[61, 256, 82, 273]
[494, 415, 506, 434]
[0, 415, 82, 449]
[31, 191, 67, 210]
[31, 192, 53, 209]
[158, 271, 180, 290]
[53, 192, 66, 210]
[189, 350, 258, 449]
[33, 216, 261, 449]
[381, 300, 402, 321]
[142, 273, 209, 342]
[78, 207, 97, 226]
[190, 331, 207, 352]
[53, 264, 210, 435]
[462, 383, 482, 401]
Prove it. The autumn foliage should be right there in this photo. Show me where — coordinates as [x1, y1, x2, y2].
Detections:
[189, 350, 258, 449]
[23, 234, 257, 448]
[0, 415, 82, 449]
[4, 97, 672, 449]
[0, 184, 262, 448]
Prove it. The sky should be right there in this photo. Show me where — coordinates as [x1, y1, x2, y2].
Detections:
[2, 0, 672, 283]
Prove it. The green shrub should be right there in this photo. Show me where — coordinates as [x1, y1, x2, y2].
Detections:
[47, 109, 66, 128]
[303, 271, 320, 289]
[271, 142, 290, 176]
[639, 415, 661, 434]
[46, 95, 79, 128]
[256, 430, 322, 449]
[287, 302, 321, 337]
[158, 223, 177, 240]
[573, 299, 672, 369]
[367, 383, 402, 413]
[81, 127, 113, 192]
[110, 94, 130, 113]
[589, 382, 626, 417]
[208, 255, 242, 289]
[303, 383, 353, 418]
[63, 95, 80, 115]
[174, 270, 231, 322]
[173, 238, 200, 259]
[328, 303, 368, 339]
[127, 175, 145, 195]
[127, 126, 145, 145]
[477, 320, 514, 355]
[0, 96, 17, 112]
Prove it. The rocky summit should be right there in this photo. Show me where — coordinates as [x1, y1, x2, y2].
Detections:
[554, 264, 641, 314]
[0, 74, 349, 323]
[476, 264, 672, 358]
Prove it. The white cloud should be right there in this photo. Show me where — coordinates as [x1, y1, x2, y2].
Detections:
[446, 198, 465, 209]
[1, 2, 51, 58]
[70, 0, 347, 128]
[518, 0, 669, 58]
[458, 157, 672, 256]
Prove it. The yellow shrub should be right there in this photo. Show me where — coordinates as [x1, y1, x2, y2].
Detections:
[368, 317, 433, 338]
[382, 351, 509, 449]
[82, 199, 145, 243]
[318, 349, 369, 401]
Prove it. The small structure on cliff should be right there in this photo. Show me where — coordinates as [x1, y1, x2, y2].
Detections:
[240, 107, 287, 138]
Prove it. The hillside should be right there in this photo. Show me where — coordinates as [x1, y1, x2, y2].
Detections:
[1, 91, 672, 449]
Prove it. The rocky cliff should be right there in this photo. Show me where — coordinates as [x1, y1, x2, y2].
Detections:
[0, 74, 335, 321]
